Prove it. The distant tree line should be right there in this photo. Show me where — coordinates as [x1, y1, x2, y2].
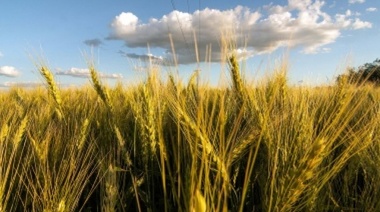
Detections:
[337, 58, 380, 86]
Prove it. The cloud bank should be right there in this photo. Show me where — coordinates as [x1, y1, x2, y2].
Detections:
[0, 66, 20, 77]
[108, 0, 372, 65]
[56, 67, 123, 79]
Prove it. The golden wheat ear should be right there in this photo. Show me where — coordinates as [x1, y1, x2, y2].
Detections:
[89, 65, 113, 112]
[229, 54, 246, 104]
[39, 65, 64, 120]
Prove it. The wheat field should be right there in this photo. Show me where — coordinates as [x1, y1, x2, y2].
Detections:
[1, 55, 380, 211]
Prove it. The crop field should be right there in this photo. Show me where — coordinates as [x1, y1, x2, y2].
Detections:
[1, 55, 380, 211]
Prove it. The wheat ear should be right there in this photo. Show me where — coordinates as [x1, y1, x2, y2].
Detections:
[0, 124, 9, 144]
[176, 106, 230, 185]
[231, 130, 259, 164]
[89, 65, 113, 112]
[12, 115, 28, 149]
[77, 118, 90, 151]
[280, 138, 326, 211]
[229, 55, 245, 103]
[40, 66, 64, 120]
[142, 85, 157, 156]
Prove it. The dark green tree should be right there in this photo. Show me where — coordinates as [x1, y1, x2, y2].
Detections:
[358, 58, 380, 84]
[337, 58, 380, 85]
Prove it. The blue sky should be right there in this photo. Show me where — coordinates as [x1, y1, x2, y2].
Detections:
[0, 0, 379, 87]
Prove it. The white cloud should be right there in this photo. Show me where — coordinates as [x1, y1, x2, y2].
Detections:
[351, 18, 372, 29]
[288, 0, 312, 10]
[345, 10, 361, 17]
[56, 67, 123, 79]
[0, 81, 43, 88]
[349, 0, 365, 4]
[366, 7, 378, 12]
[0, 66, 19, 77]
[56, 68, 91, 78]
[108, 1, 373, 63]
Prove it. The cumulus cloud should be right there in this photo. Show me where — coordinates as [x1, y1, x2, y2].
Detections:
[366, 7, 378, 12]
[351, 18, 372, 29]
[108, 1, 373, 63]
[84, 38, 103, 47]
[56, 67, 123, 79]
[349, 0, 365, 4]
[0, 66, 20, 77]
